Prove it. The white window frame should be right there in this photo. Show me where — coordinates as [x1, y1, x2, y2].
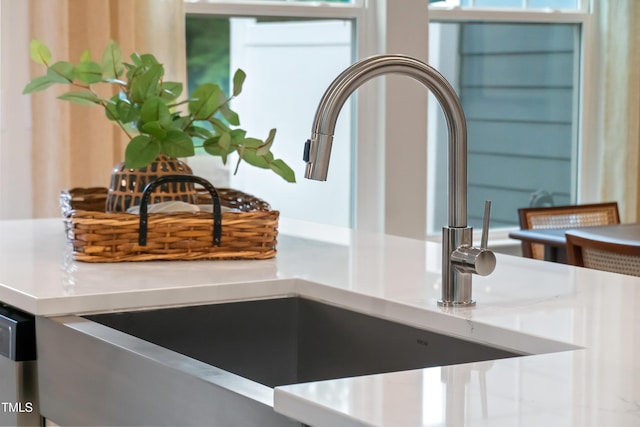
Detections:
[184, 1, 598, 242]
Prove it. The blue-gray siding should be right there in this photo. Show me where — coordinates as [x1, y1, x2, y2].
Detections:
[459, 23, 578, 228]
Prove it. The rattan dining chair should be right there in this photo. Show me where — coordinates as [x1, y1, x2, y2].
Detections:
[517, 202, 620, 260]
[566, 230, 640, 277]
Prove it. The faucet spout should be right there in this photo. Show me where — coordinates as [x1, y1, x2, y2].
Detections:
[304, 54, 467, 228]
[304, 54, 495, 307]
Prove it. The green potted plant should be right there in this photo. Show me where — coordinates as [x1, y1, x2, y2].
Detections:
[24, 39, 295, 211]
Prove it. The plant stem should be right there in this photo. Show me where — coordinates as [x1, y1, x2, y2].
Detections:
[97, 99, 133, 140]
[181, 95, 236, 133]
[114, 119, 134, 140]
[71, 80, 134, 141]
[168, 99, 190, 109]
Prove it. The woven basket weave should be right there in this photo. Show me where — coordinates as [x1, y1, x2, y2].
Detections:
[60, 187, 109, 213]
[61, 183, 279, 263]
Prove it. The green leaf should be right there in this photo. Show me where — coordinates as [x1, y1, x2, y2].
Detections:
[172, 116, 190, 131]
[102, 40, 124, 79]
[115, 98, 140, 123]
[219, 133, 232, 164]
[218, 132, 231, 152]
[79, 49, 92, 63]
[139, 53, 160, 67]
[129, 52, 143, 67]
[75, 61, 103, 84]
[125, 63, 142, 84]
[189, 83, 221, 120]
[140, 96, 171, 125]
[232, 69, 246, 97]
[208, 118, 231, 135]
[187, 125, 213, 139]
[256, 128, 277, 156]
[219, 102, 240, 126]
[125, 135, 160, 169]
[29, 40, 51, 66]
[202, 136, 223, 157]
[141, 121, 167, 139]
[160, 81, 183, 101]
[160, 130, 195, 158]
[22, 75, 55, 94]
[57, 91, 101, 105]
[240, 148, 272, 169]
[104, 99, 119, 121]
[203, 133, 233, 164]
[130, 64, 163, 103]
[240, 137, 264, 148]
[124, 53, 159, 83]
[46, 61, 75, 83]
[105, 95, 140, 123]
[269, 159, 296, 183]
[230, 129, 247, 143]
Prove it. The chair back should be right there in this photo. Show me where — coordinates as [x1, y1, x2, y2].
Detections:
[566, 229, 640, 277]
[517, 202, 620, 260]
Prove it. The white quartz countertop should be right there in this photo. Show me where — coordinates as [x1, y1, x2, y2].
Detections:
[1, 218, 640, 426]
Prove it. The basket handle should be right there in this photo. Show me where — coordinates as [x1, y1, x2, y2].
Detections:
[138, 175, 222, 247]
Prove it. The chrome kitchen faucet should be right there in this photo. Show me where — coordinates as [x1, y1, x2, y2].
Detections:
[303, 54, 496, 307]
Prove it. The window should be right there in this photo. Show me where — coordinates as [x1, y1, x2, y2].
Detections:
[185, 1, 595, 239]
[185, 2, 361, 228]
[427, 2, 590, 234]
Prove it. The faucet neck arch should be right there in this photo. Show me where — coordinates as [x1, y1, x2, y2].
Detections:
[306, 54, 468, 228]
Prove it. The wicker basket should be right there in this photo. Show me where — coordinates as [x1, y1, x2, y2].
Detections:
[60, 176, 279, 263]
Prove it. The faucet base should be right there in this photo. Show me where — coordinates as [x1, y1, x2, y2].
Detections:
[437, 299, 476, 308]
[440, 227, 475, 307]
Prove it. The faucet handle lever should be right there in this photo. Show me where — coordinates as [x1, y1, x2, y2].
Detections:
[450, 200, 496, 277]
[481, 200, 491, 249]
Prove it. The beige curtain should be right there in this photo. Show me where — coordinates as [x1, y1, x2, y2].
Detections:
[599, 0, 640, 222]
[28, 0, 186, 217]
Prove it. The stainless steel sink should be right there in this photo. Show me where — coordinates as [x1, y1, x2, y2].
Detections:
[86, 297, 519, 388]
[37, 297, 521, 426]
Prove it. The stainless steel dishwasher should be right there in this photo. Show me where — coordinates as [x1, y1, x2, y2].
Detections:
[0, 303, 42, 427]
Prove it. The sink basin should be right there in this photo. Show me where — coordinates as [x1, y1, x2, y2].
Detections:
[85, 297, 520, 388]
[37, 296, 523, 426]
